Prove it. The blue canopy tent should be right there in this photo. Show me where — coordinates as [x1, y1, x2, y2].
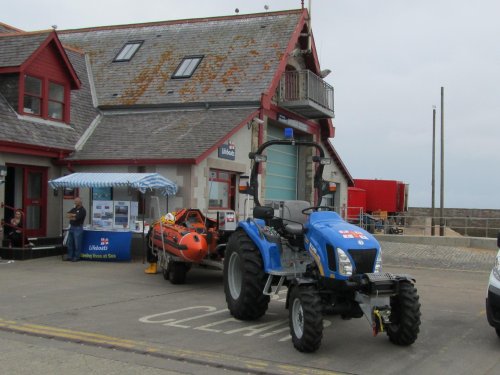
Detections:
[49, 172, 178, 262]
[49, 172, 178, 196]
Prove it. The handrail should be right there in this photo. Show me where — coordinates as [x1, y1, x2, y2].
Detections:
[278, 70, 334, 112]
[321, 204, 500, 238]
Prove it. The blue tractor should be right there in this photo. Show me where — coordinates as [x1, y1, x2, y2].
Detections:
[223, 132, 421, 352]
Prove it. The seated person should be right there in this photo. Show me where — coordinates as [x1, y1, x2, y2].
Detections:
[7, 209, 23, 247]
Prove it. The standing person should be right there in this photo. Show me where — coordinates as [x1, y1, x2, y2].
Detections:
[7, 209, 24, 247]
[66, 197, 86, 262]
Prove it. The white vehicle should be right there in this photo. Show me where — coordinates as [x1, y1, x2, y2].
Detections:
[486, 233, 500, 338]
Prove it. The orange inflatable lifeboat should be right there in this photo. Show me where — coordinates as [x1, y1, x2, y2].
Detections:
[150, 209, 219, 263]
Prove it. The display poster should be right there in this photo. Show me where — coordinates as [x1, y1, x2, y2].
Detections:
[113, 201, 130, 229]
[92, 200, 114, 228]
[92, 187, 112, 201]
[130, 201, 140, 231]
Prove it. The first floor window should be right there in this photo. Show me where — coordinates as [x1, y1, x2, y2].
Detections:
[209, 170, 236, 210]
[23, 76, 42, 115]
[48, 82, 65, 120]
[22, 75, 68, 123]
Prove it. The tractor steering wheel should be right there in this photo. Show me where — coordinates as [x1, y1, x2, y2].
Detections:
[301, 206, 332, 215]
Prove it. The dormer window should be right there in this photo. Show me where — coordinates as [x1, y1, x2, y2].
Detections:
[23, 76, 42, 115]
[114, 41, 143, 62]
[172, 56, 203, 78]
[48, 82, 65, 120]
[21, 75, 69, 123]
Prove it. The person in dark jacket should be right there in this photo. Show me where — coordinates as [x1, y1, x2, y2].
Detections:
[65, 197, 86, 262]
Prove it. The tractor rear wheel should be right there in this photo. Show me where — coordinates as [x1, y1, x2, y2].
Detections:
[289, 285, 323, 353]
[386, 281, 421, 345]
[224, 230, 269, 320]
[169, 261, 187, 284]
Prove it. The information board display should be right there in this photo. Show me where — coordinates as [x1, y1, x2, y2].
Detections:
[113, 201, 130, 229]
[92, 200, 114, 228]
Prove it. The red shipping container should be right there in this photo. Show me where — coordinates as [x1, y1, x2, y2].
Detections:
[353, 179, 407, 214]
[347, 187, 366, 220]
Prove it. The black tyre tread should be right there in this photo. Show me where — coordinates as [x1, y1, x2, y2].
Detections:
[169, 262, 187, 284]
[289, 285, 323, 353]
[496, 328, 500, 338]
[162, 267, 169, 280]
[224, 230, 270, 320]
[386, 281, 421, 346]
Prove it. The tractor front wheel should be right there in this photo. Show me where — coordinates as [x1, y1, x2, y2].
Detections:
[386, 281, 421, 346]
[224, 230, 269, 320]
[289, 285, 323, 353]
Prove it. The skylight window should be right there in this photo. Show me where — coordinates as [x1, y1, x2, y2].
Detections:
[172, 56, 203, 78]
[114, 41, 143, 62]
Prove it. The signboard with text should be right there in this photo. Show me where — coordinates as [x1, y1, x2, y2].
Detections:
[81, 230, 132, 261]
[218, 142, 236, 160]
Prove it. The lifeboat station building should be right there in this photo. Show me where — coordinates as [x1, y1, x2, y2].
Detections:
[0, 8, 353, 246]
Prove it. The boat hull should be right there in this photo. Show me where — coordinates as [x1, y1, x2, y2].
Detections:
[151, 223, 208, 263]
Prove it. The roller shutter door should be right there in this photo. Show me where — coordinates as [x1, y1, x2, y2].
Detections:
[265, 126, 298, 200]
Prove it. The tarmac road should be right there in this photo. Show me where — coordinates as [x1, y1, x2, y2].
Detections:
[0, 242, 498, 375]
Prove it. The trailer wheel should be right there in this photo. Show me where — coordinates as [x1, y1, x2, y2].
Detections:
[224, 230, 269, 320]
[386, 281, 421, 346]
[162, 263, 170, 280]
[169, 261, 187, 284]
[289, 285, 323, 353]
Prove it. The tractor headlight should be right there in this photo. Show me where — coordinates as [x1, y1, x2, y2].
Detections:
[374, 250, 382, 273]
[337, 248, 353, 276]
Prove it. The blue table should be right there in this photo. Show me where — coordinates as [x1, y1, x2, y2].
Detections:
[81, 229, 132, 261]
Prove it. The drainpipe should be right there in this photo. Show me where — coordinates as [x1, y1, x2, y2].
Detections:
[307, 0, 312, 53]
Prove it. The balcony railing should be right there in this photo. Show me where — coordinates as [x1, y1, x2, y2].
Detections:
[277, 70, 335, 119]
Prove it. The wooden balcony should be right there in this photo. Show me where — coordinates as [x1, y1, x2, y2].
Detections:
[277, 70, 334, 119]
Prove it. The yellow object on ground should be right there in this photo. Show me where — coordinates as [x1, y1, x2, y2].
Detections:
[144, 263, 157, 274]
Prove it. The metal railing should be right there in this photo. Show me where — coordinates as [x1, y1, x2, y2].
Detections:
[278, 70, 334, 112]
[341, 207, 500, 238]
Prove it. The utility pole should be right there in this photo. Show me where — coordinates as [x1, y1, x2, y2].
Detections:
[431, 106, 436, 236]
[439, 87, 445, 236]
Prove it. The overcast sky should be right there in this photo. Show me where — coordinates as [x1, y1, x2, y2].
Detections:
[3, 0, 499, 209]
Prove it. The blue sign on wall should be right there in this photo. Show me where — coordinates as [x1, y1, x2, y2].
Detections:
[81, 230, 132, 261]
[218, 142, 236, 160]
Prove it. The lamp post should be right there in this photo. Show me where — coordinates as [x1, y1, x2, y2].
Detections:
[431, 106, 436, 236]
[439, 87, 445, 236]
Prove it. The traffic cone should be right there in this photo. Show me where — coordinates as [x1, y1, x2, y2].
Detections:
[144, 262, 157, 274]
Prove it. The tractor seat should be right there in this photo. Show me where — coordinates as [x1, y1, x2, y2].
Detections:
[284, 223, 306, 235]
[281, 200, 310, 225]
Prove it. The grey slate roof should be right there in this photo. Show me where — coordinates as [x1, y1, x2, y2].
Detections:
[0, 32, 51, 67]
[0, 48, 99, 150]
[66, 107, 258, 161]
[0, 11, 302, 162]
[0, 23, 22, 34]
[58, 10, 302, 107]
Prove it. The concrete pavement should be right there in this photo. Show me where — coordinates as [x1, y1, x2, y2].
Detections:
[0, 240, 498, 374]
[381, 240, 496, 271]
